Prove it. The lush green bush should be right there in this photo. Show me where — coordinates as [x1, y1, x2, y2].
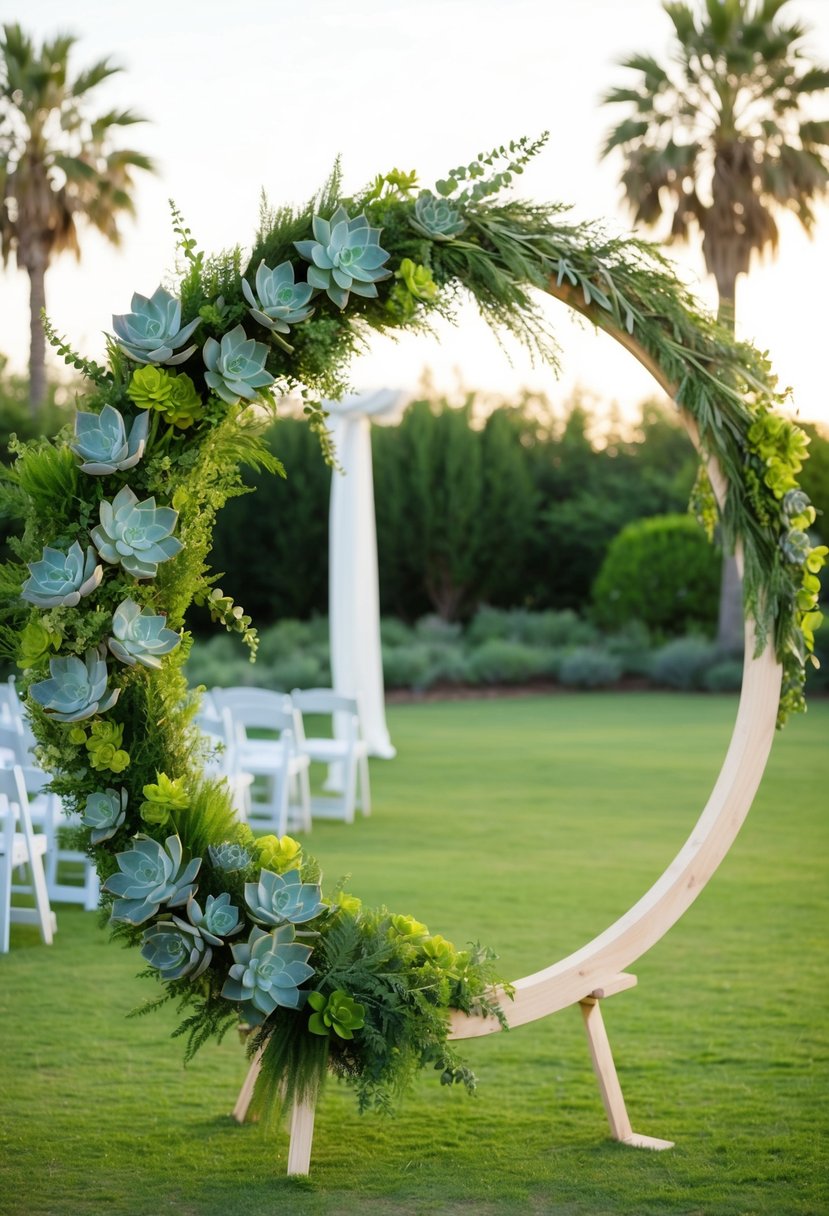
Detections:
[649, 636, 720, 690]
[381, 643, 434, 690]
[466, 605, 597, 649]
[702, 659, 744, 692]
[465, 639, 557, 684]
[604, 619, 654, 676]
[592, 514, 720, 635]
[558, 648, 622, 688]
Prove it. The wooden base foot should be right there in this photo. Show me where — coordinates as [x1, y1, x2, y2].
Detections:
[580, 974, 674, 1151]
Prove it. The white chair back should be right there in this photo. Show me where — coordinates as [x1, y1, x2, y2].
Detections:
[290, 688, 371, 824]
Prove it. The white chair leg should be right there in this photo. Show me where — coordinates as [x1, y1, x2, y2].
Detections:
[0, 853, 11, 954]
[83, 861, 100, 911]
[30, 851, 54, 945]
[297, 766, 311, 833]
[358, 754, 371, 817]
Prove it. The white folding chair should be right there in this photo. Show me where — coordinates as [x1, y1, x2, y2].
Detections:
[290, 689, 371, 824]
[195, 703, 253, 821]
[210, 688, 311, 834]
[22, 766, 100, 911]
[0, 765, 56, 952]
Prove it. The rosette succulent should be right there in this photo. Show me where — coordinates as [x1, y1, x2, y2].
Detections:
[108, 598, 180, 669]
[91, 486, 182, 579]
[141, 920, 211, 981]
[29, 648, 119, 723]
[782, 489, 816, 531]
[781, 529, 811, 564]
[104, 834, 201, 925]
[71, 405, 149, 475]
[85, 720, 130, 773]
[81, 787, 127, 845]
[255, 833, 302, 873]
[307, 989, 366, 1039]
[221, 924, 314, 1021]
[139, 772, 189, 828]
[242, 260, 314, 335]
[208, 841, 252, 873]
[244, 867, 325, 926]
[21, 541, 103, 609]
[112, 286, 201, 365]
[187, 892, 243, 944]
[410, 190, 467, 240]
[202, 325, 275, 406]
[295, 206, 391, 308]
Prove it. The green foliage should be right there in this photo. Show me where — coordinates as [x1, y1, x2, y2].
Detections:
[558, 648, 623, 688]
[592, 514, 720, 635]
[649, 636, 720, 690]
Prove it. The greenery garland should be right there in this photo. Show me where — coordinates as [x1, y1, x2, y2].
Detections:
[0, 135, 823, 1120]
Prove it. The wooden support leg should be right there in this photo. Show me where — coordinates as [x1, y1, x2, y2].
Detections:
[232, 1045, 263, 1124]
[579, 974, 673, 1151]
[287, 1095, 317, 1176]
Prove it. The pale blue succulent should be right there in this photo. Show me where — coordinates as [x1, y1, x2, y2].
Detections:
[295, 206, 391, 309]
[202, 325, 275, 406]
[781, 529, 811, 564]
[208, 841, 252, 873]
[221, 924, 314, 1022]
[104, 834, 201, 925]
[187, 892, 243, 945]
[82, 786, 127, 845]
[71, 405, 149, 475]
[112, 286, 201, 365]
[410, 191, 467, 240]
[141, 919, 212, 981]
[108, 598, 180, 669]
[244, 867, 325, 927]
[242, 260, 314, 335]
[91, 486, 182, 579]
[29, 648, 119, 723]
[21, 541, 102, 609]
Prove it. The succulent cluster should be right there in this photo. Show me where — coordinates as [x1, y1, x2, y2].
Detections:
[30, 648, 119, 723]
[71, 405, 149, 475]
[295, 206, 392, 308]
[113, 286, 201, 365]
[91, 486, 182, 579]
[21, 542, 102, 609]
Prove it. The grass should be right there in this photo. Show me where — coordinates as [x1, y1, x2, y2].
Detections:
[0, 691, 826, 1216]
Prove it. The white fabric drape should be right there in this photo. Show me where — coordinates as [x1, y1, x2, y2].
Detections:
[326, 389, 408, 759]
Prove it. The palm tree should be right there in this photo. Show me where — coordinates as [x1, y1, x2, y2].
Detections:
[600, 0, 829, 649]
[0, 23, 155, 416]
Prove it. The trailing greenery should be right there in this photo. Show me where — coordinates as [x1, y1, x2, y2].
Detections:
[3, 139, 823, 1128]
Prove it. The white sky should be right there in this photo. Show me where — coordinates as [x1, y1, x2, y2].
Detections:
[2, 0, 829, 425]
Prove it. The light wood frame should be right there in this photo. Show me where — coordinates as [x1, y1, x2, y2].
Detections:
[234, 275, 783, 1174]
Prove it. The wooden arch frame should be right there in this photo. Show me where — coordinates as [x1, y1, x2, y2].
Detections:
[235, 273, 783, 1174]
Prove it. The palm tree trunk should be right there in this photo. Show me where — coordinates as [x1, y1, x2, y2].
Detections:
[715, 273, 743, 653]
[27, 255, 47, 419]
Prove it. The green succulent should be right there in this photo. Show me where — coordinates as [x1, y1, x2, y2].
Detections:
[221, 924, 314, 1022]
[140, 772, 189, 828]
[187, 892, 243, 944]
[420, 934, 457, 969]
[85, 720, 130, 773]
[255, 834, 302, 874]
[71, 405, 149, 475]
[29, 648, 119, 723]
[244, 867, 325, 926]
[208, 841, 253, 873]
[782, 489, 816, 531]
[140, 920, 212, 981]
[242, 260, 314, 336]
[295, 205, 391, 309]
[21, 541, 103, 609]
[81, 787, 128, 845]
[16, 618, 61, 671]
[126, 365, 173, 410]
[104, 834, 201, 925]
[112, 285, 201, 365]
[108, 597, 180, 669]
[160, 373, 204, 428]
[202, 325, 275, 406]
[410, 190, 467, 240]
[307, 989, 366, 1039]
[91, 485, 183, 579]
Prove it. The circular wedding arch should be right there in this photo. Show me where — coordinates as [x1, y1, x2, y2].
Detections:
[12, 148, 818, 1177]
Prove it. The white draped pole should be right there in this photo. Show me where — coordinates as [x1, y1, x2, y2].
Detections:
[326, 389, 408, 761]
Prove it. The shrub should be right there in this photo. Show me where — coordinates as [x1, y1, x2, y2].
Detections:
[649, 636, 720, 690]
[466, 639, 556, 684]
[270, 654, 327, 691]
[414, 615, 463, 642]
[592, 514, 720, 635]
[422, 644, 471, 688]
[256, 619, 317, 664]
[383, 644, 433, 689]
[558, 648, 622, 688]
[380, 617, 415, 647]
[604, 619, 653, 676]
[702, 659, 744, 692]
[465, 606, 514, 645]
[518, 608, 598, 649]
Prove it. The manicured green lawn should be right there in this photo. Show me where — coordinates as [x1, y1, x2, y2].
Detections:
[1, 692, 826, 1216]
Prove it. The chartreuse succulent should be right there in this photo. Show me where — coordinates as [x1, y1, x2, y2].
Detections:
[242, 260, 314, 337]
[21, 541, 102, 609]
[141, 920, 212, 981]
[410, 190, 467, 240]
[91, 486, 182, 579]
[221, 924, 314, 1022]
[127, 367, 204, 428]
[295, 206, 391, 308]
[307, 989, 366, 1039]
[85, 720, 130, 773]
[244, 867, 325, 926]
[71, 405, 149, 475]
[108, 598, 180, 669]
[140, 772, 189, 828]
[112, 285, 201, 365]
[202, 325, 275, 405]
[104, 834, 200, 925]
[29, 649, 119, 723]
[255, 834, 303, 874]
[81, 787, 127, 845]
[187, 892, 243, 944]
[16, 618, 61, 670]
